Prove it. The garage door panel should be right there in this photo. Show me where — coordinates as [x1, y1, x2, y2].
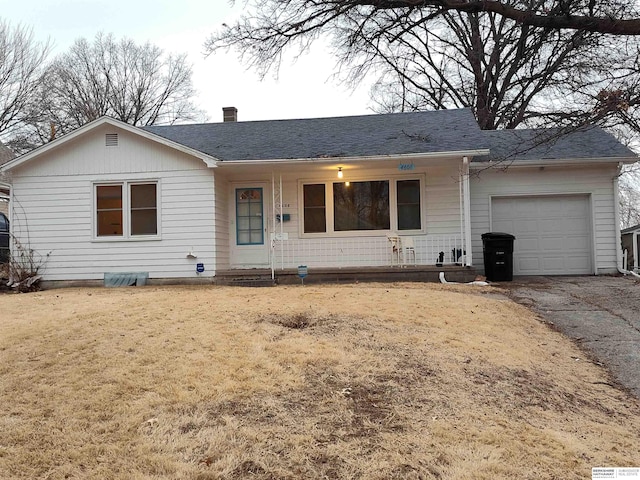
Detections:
[492, 201, 515, 216]
[567, 256, 591, 271]
[512, 219, 539, 233]
[515, 204, 539, 216]
[570, 236, 591, 249]
[563, 197, 590, 213]
[518, 238, 540, 252]
[518, 257, 541, 273]
[491, 195, 592, 275]
[492, 220, 514, 232]
[565, 220, 590, 234]
[542, 256, 568, 272]
[540, 218, 568, 233]
[540, 236, 570, 251]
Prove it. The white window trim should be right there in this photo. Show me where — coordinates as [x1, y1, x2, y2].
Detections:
[298, 174, 426, 238]
[92, 179, 161, 242]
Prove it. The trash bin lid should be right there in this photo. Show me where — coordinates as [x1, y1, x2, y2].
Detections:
[481, 232, 516, 240]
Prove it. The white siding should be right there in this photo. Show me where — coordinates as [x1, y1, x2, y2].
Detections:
[470, 165, 618, 275]
[10, 125, 216, 281]
[425, 165, 463, 234]
[214, 174, 230, 271]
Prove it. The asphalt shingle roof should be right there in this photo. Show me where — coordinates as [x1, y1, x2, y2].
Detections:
[144, 109, 487, 161]
[476, 127, 636, 162]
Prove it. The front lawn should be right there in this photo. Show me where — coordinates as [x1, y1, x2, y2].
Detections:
[1, 284, 638, 479]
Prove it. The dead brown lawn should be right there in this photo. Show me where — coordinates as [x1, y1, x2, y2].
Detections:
[0, 283, 639, 479]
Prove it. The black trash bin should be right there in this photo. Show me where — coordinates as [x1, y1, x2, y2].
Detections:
[481, 232, 515, 281]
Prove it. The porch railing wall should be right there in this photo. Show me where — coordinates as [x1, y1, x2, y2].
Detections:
[271, 234, 464, 270]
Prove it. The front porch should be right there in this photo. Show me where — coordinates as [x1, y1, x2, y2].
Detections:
[220, 153, 476, 274]
[216, 264, 477, 286]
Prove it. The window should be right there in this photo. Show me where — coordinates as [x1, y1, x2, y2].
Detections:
[131, 184, 157, 235]
[334, 181, 390, 231]
[96, 185, 123, 236]
[303, 184, 326, 233]
[397, 180, 421, 230]
[95, 181, 158, 239]
[301, 177, 423, 235]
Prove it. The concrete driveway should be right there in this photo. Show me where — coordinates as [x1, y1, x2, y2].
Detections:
[505, 275, 640, 399]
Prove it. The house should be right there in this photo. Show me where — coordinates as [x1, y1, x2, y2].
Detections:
[0, 108, 636, 286]
[621, 224, 640, 272]
[0, 142, 13, 217]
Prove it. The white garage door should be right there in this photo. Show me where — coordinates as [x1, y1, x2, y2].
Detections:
[491, 195, 593, 275]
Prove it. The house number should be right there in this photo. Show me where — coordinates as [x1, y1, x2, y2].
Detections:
[398, 163, 415, 171]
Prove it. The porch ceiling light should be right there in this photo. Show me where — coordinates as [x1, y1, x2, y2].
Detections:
[337, 167, 343, 179]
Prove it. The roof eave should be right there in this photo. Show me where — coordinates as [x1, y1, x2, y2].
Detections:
[470, 155, 638, 168]
[216, 149, 491, 166]
[0, 117, 219, 172]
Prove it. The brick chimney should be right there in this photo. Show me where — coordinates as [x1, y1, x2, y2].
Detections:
[223, 107, 238, 122]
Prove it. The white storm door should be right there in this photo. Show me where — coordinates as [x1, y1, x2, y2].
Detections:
[231, 185, 270, 267]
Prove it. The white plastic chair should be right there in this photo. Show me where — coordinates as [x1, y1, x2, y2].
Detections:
[402, 236, 416, 266]
[387, 234, 401, 266]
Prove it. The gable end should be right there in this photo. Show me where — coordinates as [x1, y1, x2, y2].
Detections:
[105, 133, 119, 147]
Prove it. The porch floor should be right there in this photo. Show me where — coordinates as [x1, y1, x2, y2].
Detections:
[215, 265, 477, 286]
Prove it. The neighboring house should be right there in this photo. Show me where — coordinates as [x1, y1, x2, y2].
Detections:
[0, 108, 636, 285]
[0, 142, 13, 217]
[621, 224, 640, 272]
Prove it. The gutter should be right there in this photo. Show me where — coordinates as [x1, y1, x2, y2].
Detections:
[470, 156, 638, 169]
[216, 149, 491, 167]
[613, 164, 640, 279]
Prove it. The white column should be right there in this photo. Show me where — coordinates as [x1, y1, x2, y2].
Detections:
[462, 157, 473, 267]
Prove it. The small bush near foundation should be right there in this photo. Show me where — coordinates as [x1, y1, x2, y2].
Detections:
[5, 237, 46, 292]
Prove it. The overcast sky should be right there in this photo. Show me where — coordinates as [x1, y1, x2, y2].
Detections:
[1, 0, 374, 123]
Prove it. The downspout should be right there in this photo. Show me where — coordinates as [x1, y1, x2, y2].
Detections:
[462, 157, 473, 267]
[614, 164, 640, 278]
[635, 231, 639, 272]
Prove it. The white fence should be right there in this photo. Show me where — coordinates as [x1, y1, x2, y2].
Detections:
[271, 234, 465, 269]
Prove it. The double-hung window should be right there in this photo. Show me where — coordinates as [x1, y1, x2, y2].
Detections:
[396, 179, 421, 230]
[95, 181, 158, 239]
[334, 180, 390, 231]
[301, 177, 423, 235]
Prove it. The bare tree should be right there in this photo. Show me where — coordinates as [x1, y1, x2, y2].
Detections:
[30, 33, 205, 143]
[0, 19, 51, 146]
[207, 0, 639, 130]
[367, 10, 615, 130]
[620, 167, 640, 228]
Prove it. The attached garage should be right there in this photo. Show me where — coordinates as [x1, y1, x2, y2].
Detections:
[491, 195, 593, 275]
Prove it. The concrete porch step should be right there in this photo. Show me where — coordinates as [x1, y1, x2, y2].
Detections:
[216, 272, 275, 287]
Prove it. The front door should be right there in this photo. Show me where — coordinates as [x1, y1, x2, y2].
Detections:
[231, 185, 270, 267]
